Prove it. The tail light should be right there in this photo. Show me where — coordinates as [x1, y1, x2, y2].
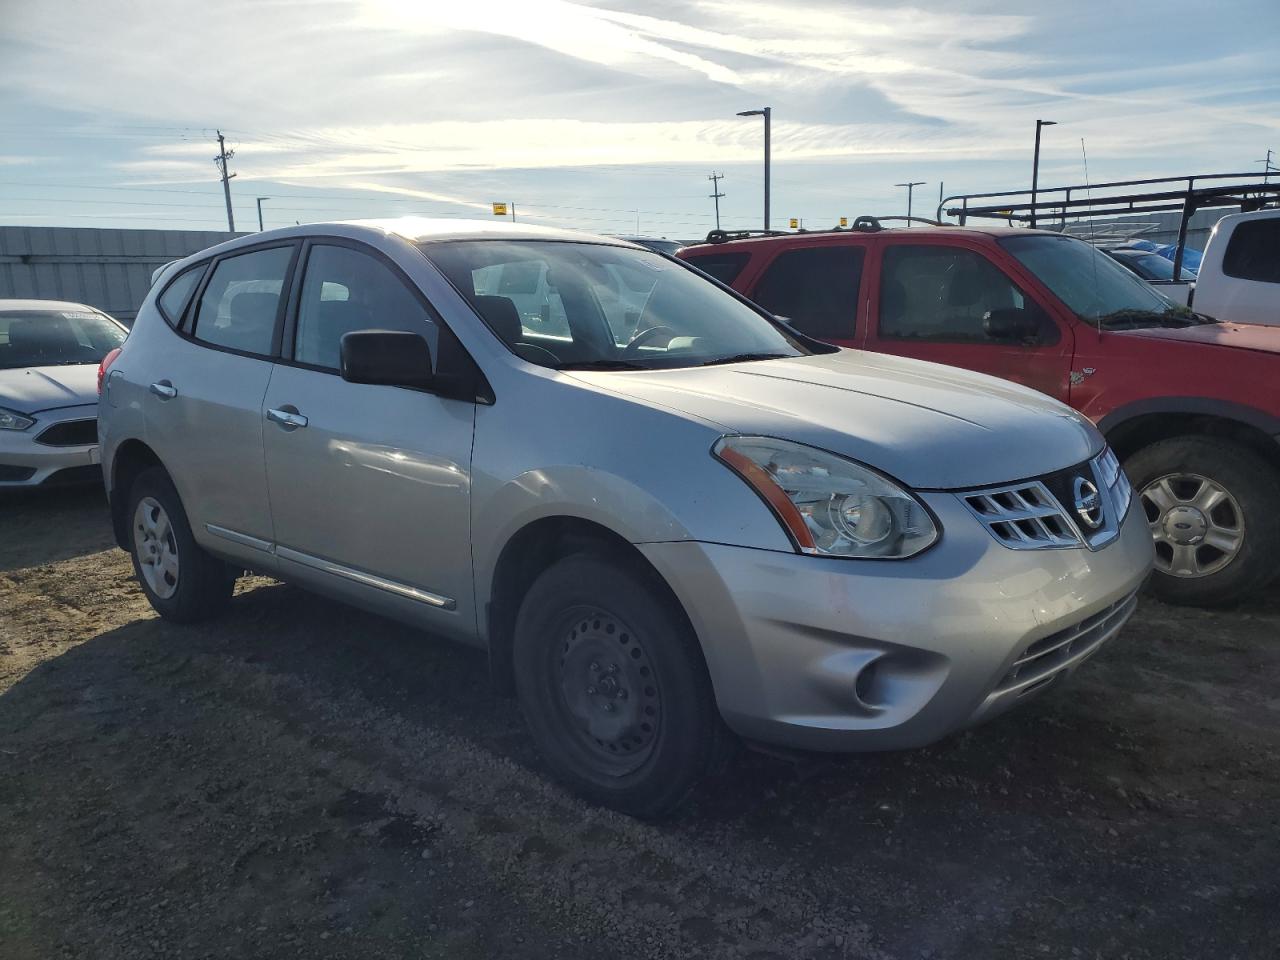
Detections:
[97, 347, 122, 396]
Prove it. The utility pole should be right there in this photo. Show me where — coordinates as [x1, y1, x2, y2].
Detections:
[256, 197, 270, 232]
[737, 107, 771, 230]
[1257, 148, 1277, 184]
[214, 130, 236, 232]
[1031, 119, 1056, 229]
[895, 181, 925, 225]
[708, 172, 725, 230]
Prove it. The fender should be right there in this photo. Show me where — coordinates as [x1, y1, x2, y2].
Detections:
[1096, 396, 1280, 443]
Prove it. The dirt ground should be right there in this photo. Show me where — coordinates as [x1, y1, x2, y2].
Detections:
[1, 486, 1276, 960]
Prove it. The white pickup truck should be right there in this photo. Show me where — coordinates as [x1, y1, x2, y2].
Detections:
[1191, 209, 1279, 326]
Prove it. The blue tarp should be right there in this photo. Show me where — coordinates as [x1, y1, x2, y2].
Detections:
[1124, 238, 1203, 272]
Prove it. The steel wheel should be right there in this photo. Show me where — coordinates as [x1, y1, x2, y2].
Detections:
[552, 606, 661, 776]
[133, 495, 180, 599]
[1141, 472, 1244, 579]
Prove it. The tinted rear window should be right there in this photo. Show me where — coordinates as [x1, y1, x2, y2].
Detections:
[751, 246, 864, 340]
[1223, 218, 1280, 283]
[682, 252, 750, 285]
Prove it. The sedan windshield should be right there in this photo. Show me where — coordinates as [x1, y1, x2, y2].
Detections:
[1109, 250, 1196, 281]
[420, 240, 811, 370]
[0, 310, 126, 370]
[1002, 234, 1210, 330]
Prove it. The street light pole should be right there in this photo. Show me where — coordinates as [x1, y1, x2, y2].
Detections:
[256, 197, 270, 232]
[1031, 119, 1056, 229]
[737, 107, 772, 230]
[894, 181, 925, 225]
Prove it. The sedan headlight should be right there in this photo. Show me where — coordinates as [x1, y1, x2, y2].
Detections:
[0, 407, 35, 431]
[713, 436, 939, 559]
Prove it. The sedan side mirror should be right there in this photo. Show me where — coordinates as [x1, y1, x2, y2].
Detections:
[340, 330, 434, 390]
[983, 307, 1050, 343]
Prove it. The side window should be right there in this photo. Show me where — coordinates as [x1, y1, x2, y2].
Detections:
[157, 264, 205, 328]
[751, 246, 864, 340]
[294, 244, 438, 371]
[879, 245, 1054, 345]
[192, 246, 293, 355]
[683, 252, 750, 285]
[1222, 219, 1280, 283]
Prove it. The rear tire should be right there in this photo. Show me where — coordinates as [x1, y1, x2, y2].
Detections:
[126, 467, 235, 622]
[1125, 436, 1280, 607]
[513, 552, 728, 817]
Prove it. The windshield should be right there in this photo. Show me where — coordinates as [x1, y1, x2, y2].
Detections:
[420, 240, 811, 370]
[1001, 234, 1207, 330]
[0, 309, 126, 370]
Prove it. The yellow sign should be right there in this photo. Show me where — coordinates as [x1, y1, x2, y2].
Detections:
[839, 216, 848, 227]
[492, 202, 508, 216]
[789, 218, 798, 229]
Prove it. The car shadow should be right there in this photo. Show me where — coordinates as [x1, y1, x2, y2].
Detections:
[0, 483, 115, 572]
[2, 580, 1276, 958]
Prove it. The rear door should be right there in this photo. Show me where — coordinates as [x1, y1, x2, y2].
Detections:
[144, 242, 298, 568]
[745, 242, 867, 347]
[261, 239, 476, 638]
[865, 237, 1074, 400]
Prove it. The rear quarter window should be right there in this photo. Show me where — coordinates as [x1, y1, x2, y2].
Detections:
[157, 263, 207, 328]
[1222, 218, 1280, 283]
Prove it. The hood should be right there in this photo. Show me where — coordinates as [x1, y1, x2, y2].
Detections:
[569, 350, 1100, 489]
[0, 364, 99, 414]
[1116, 321, 1280, 354]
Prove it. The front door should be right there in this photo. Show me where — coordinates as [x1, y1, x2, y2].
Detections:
[867, 239, 1074, 400]
[261, 240, 476, 638]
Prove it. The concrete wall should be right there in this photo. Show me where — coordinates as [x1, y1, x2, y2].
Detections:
[0, 226, 245, 324]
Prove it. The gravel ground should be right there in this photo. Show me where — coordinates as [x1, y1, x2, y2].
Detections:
[1, 485, 1277, 960]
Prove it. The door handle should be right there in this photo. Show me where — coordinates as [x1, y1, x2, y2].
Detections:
[149, 380, 177, 400]
[266, 406, 309, 430]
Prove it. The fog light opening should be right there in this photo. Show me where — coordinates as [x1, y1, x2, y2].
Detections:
[852, 657, 887, 712]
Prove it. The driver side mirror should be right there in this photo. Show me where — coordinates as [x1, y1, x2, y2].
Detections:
[340, 330, 434, 390]
[983, 307, 1052, 343]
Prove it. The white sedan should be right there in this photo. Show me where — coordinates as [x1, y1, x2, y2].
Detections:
[0, 299, 127, 488]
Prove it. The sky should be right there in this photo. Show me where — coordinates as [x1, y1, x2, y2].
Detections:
[1, 0, 1278, 240]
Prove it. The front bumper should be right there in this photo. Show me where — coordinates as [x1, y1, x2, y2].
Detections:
[639, 491, 1154, 752]
[0, 404, 101, 488]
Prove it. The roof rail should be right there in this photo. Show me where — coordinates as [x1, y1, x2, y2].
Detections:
[704, 228, 789, 244]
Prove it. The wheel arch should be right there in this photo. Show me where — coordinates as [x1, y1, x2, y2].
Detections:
[484, 515, 700, 697]
[1099, 398, 1280, 474]
[109, 438, 164, 549]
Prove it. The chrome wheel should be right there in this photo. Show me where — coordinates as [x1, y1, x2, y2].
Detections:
[133, 496, 180, 599]
[554, 607, 660, 775]
[1141, 473, 1244, 579]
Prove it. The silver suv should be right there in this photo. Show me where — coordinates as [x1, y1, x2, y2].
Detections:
[99, 219, 1153, 816]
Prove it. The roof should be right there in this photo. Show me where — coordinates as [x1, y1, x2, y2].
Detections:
[0, 299, 105, 314]
[680, 224, 1047, 254]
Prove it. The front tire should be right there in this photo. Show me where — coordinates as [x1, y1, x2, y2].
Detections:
[512, 553, 728, 817]
[1125, 436, 1280, 607]
[126, 467, 235, 622]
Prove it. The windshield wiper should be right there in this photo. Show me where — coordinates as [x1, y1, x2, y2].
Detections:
[554, 359, 651, 371]
[696, 352, 793, 367]
[1096, 308, 1210, 331]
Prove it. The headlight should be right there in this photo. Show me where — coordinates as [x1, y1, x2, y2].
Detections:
[713, 436, 939, 559]
[0, 407, 35, 431]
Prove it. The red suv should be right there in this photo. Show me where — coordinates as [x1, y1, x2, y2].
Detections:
[680, 223, 1280, 607]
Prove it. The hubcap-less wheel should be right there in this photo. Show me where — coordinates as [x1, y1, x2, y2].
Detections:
[133, 496, 180, 599]
[554, 607, 661, 776]
[1141, 473, 1244, 579]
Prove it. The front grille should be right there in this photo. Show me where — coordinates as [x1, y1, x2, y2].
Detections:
[995, 590, 1139, 695]
[960, 448, 1131, 552]
[0, 464, 37, 482]
[35, 418, 97, 447]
